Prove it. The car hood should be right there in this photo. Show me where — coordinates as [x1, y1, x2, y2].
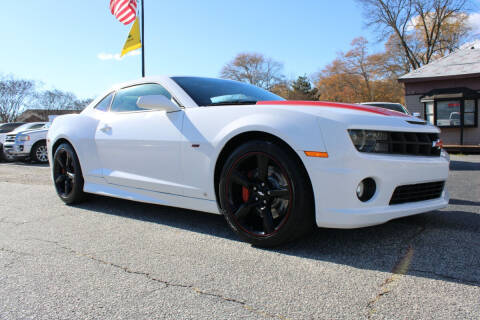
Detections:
[255, 100, 436, 133]
[16, 128, 48, 136]
[257, 100, 409, 117]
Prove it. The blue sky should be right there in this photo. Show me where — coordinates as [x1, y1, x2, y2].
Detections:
[0, 1, 419, 99]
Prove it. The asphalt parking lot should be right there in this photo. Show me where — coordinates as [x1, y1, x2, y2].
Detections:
[0, 155, 479, 319]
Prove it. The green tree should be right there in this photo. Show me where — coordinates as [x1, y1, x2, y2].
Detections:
[290, 75, 318, 100]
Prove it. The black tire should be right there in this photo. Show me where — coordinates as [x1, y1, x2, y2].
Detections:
[52, 143, 86, 204]
[30, 141, 49, 163]
[219, 140, 315, 247]
[1, 147, 15, 162]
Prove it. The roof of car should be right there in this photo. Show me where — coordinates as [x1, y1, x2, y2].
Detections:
[110, 75, 241, 90]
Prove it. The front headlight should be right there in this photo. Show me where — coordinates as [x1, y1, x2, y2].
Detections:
[348, 130, 388, 153]
[17, 135, 30, 141]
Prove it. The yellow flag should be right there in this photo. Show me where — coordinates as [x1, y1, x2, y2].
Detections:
[121, 17, 142, 57]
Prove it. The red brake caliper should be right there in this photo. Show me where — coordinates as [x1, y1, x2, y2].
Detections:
[242, 187, 249, 202]
[242, 171, 254, 202]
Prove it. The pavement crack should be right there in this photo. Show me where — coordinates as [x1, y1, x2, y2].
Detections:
[26, 237, 288, 319]
[366, 223, 426, 319]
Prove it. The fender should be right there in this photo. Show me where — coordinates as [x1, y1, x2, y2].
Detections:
[181, 106, 328, 200]
[48, 113, 104, 179]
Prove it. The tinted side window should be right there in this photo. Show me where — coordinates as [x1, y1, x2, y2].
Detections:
[110, 84, 173, 112]
[95, 93, 113, 112]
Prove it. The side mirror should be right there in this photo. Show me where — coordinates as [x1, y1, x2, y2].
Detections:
[412, 112, 421, 117]
[137, 95, 180, 112]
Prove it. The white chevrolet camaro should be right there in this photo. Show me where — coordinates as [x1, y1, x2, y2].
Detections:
[47, 76, 449, 246]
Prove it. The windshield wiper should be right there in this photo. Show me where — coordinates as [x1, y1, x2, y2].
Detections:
[206, 100, 258, 106]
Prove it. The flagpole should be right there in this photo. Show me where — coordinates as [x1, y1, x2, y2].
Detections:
[141, 0, 145, 77]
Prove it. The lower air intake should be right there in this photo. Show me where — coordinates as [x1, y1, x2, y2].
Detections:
[389, 181, 445, 205]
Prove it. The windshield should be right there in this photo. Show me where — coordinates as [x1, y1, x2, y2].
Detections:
[364, 103, 407, 114]
[172, 77, 284, 106]
[12, 123, 45, 133]
[0, 123, 25, 133]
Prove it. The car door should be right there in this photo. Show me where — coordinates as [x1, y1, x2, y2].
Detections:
[95, 83, 186, 195]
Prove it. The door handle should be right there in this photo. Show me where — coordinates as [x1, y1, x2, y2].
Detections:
[100, 124, 112, 132]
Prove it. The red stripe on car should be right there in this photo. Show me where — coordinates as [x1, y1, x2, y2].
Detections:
[256, 100, 409, 117]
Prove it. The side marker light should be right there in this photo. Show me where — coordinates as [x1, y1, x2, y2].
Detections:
[304, 151, 328, 158]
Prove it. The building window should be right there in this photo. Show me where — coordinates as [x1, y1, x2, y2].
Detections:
[422, 99, 478, 128]
[465, 100, 476, 126]
[436, 100, 461, 127]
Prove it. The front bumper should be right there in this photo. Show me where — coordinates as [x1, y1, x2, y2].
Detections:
[302, 151, 449, 228]
[3, 142, 32, 157]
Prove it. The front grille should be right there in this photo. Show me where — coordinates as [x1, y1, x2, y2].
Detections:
[377, 131, 440, 156]
[5, 134, 16, 143]
[389, 181, 445, 205]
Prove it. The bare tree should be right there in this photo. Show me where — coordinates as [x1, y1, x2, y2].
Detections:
[36, 89, 77, 110]
[0, 76, 35, 122]
[220, 53, 285, 90]
[31, 90, 93, 119]
[71, 98, 93, 110]
[357, 0, 471, 69]
[342, 37, 379, 100]
[382, 34, 414, 75]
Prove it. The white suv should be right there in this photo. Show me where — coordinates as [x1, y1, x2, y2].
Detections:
[2, 122, 49, 163]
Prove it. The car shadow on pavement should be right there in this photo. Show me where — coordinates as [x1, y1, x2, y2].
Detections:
[449, 198, 480, 207]
[450, 160, 480, 171]
[74, 195, 480, 287]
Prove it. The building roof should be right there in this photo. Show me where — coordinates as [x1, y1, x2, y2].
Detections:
[17, 109, 80, 122]
[399, 40, 480, 82]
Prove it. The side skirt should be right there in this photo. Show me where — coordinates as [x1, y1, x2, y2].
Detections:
[83, 180, 220, 215]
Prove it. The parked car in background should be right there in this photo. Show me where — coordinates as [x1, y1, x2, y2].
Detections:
[1, 122, 47, 161]
[0, 122, 26, 161]
[437, 112, 461, 127]
[360, 102, 410, 115]
[3, 123, 50, 163]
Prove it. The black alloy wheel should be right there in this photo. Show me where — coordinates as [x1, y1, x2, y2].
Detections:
[53, 143, 85, 204]
[219, 140, 315, 247]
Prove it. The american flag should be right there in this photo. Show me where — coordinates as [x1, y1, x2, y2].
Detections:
[110, 0, 137, 25]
